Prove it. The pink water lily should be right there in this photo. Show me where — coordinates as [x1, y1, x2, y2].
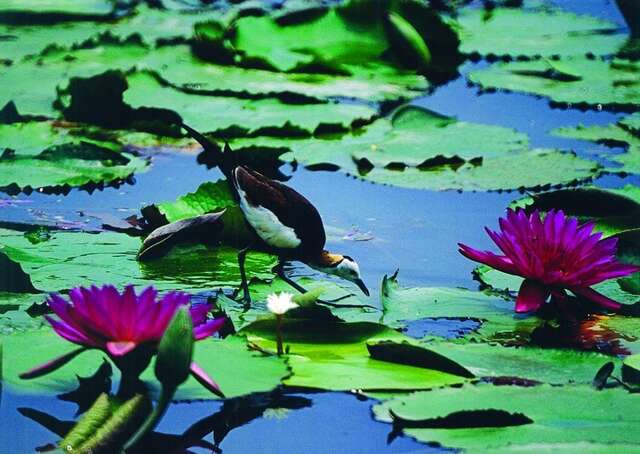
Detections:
[459, 209, 640, 313]
[21, 285, 225, 397]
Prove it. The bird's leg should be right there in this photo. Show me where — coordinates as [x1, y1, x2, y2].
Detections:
[275, 263, 309, 294]
[237, 244, 253, 307]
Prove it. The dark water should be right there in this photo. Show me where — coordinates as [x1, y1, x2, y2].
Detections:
[1, 0, 632, 452]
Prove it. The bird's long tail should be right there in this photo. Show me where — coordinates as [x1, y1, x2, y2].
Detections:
[181, 122, 235, 180]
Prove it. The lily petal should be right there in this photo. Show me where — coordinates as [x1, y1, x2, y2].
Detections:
[20, 347, 87, 379]
[515, 279, 549, 313]
[190, 362, 225, 398]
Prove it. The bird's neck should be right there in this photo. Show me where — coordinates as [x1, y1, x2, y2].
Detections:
[311, 251, 343, 268]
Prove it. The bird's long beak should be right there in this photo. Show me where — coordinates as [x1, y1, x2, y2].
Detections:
[354, 278, 370, 297]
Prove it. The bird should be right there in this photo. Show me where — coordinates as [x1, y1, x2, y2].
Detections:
[181, 123, 369, 304]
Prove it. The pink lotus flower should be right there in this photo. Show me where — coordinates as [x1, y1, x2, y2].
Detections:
[22, 285, 225, 397]
[459, 209, 640, 313]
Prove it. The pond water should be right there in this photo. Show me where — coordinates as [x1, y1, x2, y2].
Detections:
[1, 0, 638, 452]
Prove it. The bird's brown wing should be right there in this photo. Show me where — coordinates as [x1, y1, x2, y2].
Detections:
[233, 166, 326, 257]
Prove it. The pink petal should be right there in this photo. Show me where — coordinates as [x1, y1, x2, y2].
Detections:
[190, 362, 225, 398]
[193, 318, 226, 340]
[106, 341, 138, 356]
[570, 286, 622, 311]
[458, 244, 519, 275]
[45, 316, 98, 346]
[20, 347, 87, 379]
[515, 279, 549, 313]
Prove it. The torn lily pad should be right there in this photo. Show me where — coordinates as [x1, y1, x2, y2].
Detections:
[455, 7, 628, 58]
[0, 228, 276, 294]
[0, 122, 147, 192]
[468, 58, 640, 109]
[0, 0, 115, 19]
[373, 384, 640, 451]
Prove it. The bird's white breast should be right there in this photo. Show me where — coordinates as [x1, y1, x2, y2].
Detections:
[236, 186, 302, 249]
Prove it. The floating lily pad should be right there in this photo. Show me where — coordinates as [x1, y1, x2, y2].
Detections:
[144, 44, 428, 103]
[373, 384, 640, 451]
[0, 0, 114, 18]
[456, 8, 627, 58]
[0, 228, 276, 294]
[422, 342, 617, 384]
[621, 112, 640, 136]
[243, 319, 466, 391]
[0, 122, 147, 192]
[553, 117, 640, 174]
[468, 58, 640, 109]
[0, 292, 47, 335]
[218, 0, 461, 82]
[352, 149, 598, 192]
[3, 328, 288, 399]
[380, 272, 543, 342]
[518, 185, 640, 236]
[123, 72, 378, 137]
[275, 105, 598, 191]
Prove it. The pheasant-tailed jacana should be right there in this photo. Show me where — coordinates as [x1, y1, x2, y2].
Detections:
[182, 123, 369, 303]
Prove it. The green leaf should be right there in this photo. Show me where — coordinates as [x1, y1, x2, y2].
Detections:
[456, 8, 627, 58]
[0, 122, 148, 191]
[0, 293, 48, 335]
[373, 384, 640, 451]
[385, 12, 431, 70]
[552, 116, 640, 174]
[275, 105, 598, 191]
[380, 272, 544, 342]
[0, 229, 276, 294]
[0, 0, 114, 18]
[122, 72, 378, 138]
[144, 44, 428, 103]
[518, 185, 640, 237]
[468, 58, 640, 109]
[421, 342, 617, 385]
[243, 319, 467, 391]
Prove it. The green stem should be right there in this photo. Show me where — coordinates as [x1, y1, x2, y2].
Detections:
[276, 315, 284, 356]
[124, 384, 176, 452]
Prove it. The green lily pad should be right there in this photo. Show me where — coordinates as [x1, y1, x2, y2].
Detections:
[380, 272, 543, 342]
[273, 106, 598, 191]
[0, 45, 146, 118]
[0, 292, 47, 335]
[0, 122, 148, 192]
[0, 228, 276, 294]
[621, 112, 640, 136]
[144, 44, 428, 103]
[553, 116, 640, 174]
[153, 335, 290, 400]
[354, 149, 598, 192]
[123, 72, 377, 137]
[2, 328, 288, 399]
[243, 319, 466, 391]
[468, 58, 640, 109]
[517, 185, 640, 237]
[622, 353, 640, 385]
[0, 0, 114, 18]
[422, 342, 617, 384]
[456, 8, 627, 58]
[219, 0, 460, 81]
[373, 384, 640, 451]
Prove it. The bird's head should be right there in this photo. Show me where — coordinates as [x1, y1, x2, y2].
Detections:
[310, 252, 369, 296]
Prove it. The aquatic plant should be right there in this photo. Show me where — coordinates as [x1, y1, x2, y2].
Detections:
[459, 209, 640, 313]
[21, 285, 225, 397]
[267, 292, 298, 355]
